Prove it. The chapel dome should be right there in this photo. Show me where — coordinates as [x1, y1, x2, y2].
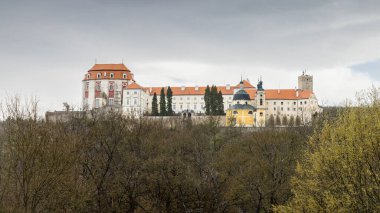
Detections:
[233, 89, 251, 101]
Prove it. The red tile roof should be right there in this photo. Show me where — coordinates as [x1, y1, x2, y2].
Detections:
[89, 64, 130, 71]
[265, 89, 313, 100]
[127, 82, 144, 89]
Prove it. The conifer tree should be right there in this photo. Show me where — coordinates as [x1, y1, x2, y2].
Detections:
[276, 115, 281, 126]
[166, 86, 173, 116]
[288, 115, 295, 127]
[267, 114, 275, 127]
[217, 91, 224, 115]
[152, 92, 159, 116]
[282, 116, 288, 126]
[204, 85, 211, 115]
[159, 88, 167, 116]
[210, 86, 218, 115]
[295, 115, 301, 126]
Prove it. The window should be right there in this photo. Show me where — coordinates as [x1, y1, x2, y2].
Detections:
[97, 73, 101, 78]
[126, 98, 130, 105]
[187, 97, 190, 100]
[281, 102, 284, 105]
[173, 104, 176, 110]
[194, 104, 197, 110]
[248, 111, 253, 114]
[108, 98, 114, 106]
[260, 112, 263, 116]
[245, 101, 248, 105]
[194, 97, 197, 100]
[180, 97, 183, 100]
[294, 102, 296, 105]
[304, 101, 307, 104]
[287, 107, 290, 111]
[95, 99, 100, 108]
[134, 91, 137, 95]
[180, 104, 183, 110]
[173, 97, 176, 100]
[87, 74, 90, 78]
[127, 92, 130, 95]
[260, 99, 263, 106]
[294, 108, 296, 111]
[187, 104, 190, 109]
[274, 102, 276, 105]
[299, 107, 302, 111]
[237, 101, 240, 104]
[274, 107, 276, 111]
[281, 107, 283, 111]
[134, 98, 138, 105]
[300, 102, 303, 105]
[233, 111, 238, 115]
[110, 73, 114, 78]
[123, 73, 127, 79]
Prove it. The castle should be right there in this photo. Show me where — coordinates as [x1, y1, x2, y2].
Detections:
[82, 64, 321, 126]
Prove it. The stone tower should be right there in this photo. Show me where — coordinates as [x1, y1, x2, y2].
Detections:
[298, 71, 313, 91]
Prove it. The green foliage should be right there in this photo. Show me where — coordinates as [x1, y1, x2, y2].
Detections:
[267, 114, 275, 127]
[204, 86, 211, 115]
[152, 92, 159, 116]
[275, 88, 380, 212]
[159, 87, 167, 116]
[288, 115, 295, 127]
[282, 115, 288, 126]
[204, 85, 224, 115]
[276, 114, 281, 126]
[166, 86, 173, 116]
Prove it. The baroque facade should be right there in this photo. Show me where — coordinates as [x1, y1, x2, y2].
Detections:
[82, 63, 322, 126]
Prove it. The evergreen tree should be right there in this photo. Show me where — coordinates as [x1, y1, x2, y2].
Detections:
[159, 88, 167, 116]
[217, 91, 224, 115]
[288, 115, 295, 127]
[204, 85, 211, 115]
[152, 92, 159, 116]
[267, 114, 275, 127]
[276, 115, 281, 126]
[295, 115, 301, 126]
[166, 86, 173, 116]
[210, 86, 218, 115]
[282, 116, 288, 126]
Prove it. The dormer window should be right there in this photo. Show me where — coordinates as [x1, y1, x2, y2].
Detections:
[110, 73, 114, 78]
[87, 74, 90, 79]
[97, 73, 101, 78]
[123, 73, 127, 79]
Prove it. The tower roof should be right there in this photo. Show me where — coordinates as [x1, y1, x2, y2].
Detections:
[89, 63, 130, 71]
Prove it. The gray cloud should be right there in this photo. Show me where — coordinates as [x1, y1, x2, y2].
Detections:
[1, 0, 380, 111]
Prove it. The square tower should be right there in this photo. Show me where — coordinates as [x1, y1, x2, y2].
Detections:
[298, 71, 313, 91]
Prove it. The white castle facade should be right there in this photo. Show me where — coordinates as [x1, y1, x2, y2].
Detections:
[82, 64, 322, 125]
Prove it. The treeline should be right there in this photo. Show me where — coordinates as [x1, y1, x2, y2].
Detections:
[1, 88, 380, 212]
[0, 99, 310, 212]
[151, 86, 173, 116]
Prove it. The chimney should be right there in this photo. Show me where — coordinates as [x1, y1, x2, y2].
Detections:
[277, 89, 280, 94]
[226, 84, 231, 90]
[195, 85, 199, 91]
[149, 87, 152, 93]
[296, 89, 299, 97]
[181, 86, 185, 91]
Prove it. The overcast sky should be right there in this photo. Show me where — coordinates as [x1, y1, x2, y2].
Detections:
[1, 0, 380, 112]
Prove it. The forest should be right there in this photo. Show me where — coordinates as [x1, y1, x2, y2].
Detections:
[0, 88, 379, 212]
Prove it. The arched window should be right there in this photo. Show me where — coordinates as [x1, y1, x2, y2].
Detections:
[260, 99, 263, 106]
[110, 73, 114, 78]
[97, 73, 101, 78]
[87, 74, 90, 79]
[233, 111, 238, 115]
[248, 111, 253, 114]
[260, 112, 263, 116]
[123, 73, 127, 79]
